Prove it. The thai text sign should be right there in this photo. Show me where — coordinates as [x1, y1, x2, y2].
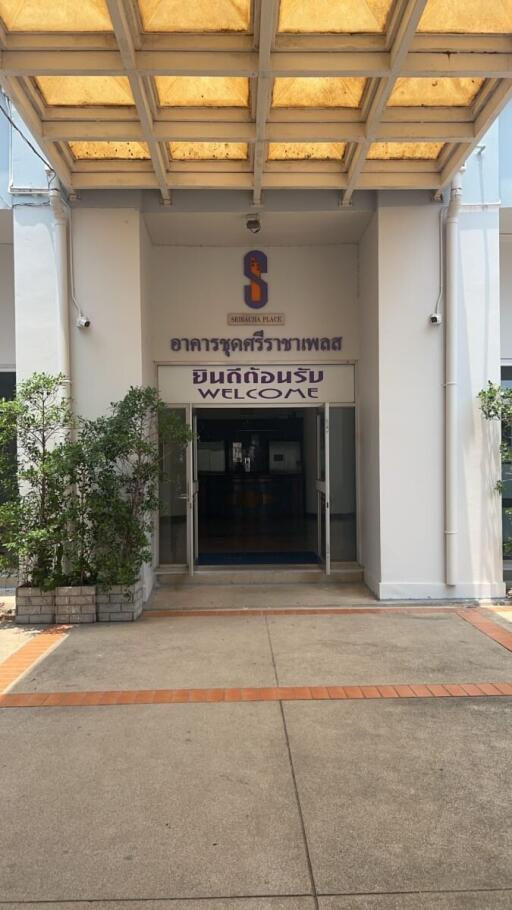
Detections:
[169, 330, 342, 358]
[158, 364, 355, 405]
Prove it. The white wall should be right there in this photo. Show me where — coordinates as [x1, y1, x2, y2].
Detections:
[70, 208, 145, 419]
[377, 200, 445, 596]
[0, 220, 14, 369]
[13, 204, 60, 379]
[14, 205, 155, 600]
[140, 216, 154, 387]
[357, 214, 381, 592]
[457, 209, 503, 594]
[150, 244, 358, 364]
[500, 235, 512, 360]
[376, 198, 503, 599]
[70, 208, 155, 597]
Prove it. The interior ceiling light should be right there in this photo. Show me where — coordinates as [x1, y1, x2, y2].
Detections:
[69, 142, 150, 160]
[367, 142, 444, 160]
[0, 0, 112, 31]
[272, 77, 366, 109]
[268, 143, 346, 160]
[418, 0, 512, 33]
[155, 76, 249, 108]
[278, 0, 393, 33]
[138, 0, 251, 32]
[36, 76, 134, 107]
[169, 142, 249, 160]
[388, 77, 485, 108]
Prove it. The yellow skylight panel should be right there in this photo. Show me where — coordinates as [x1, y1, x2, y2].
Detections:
[389, 77, 484, 108]
[419, 0, 512, 34]
[169, 142, 248, 160]
[155, 77, 249, 108]
[139, 0, 250, 32]
[278, 0, 393, 33]
[36, 76, 134, 107]
[272, 77, 366, 109]
[0, 0, 112, 31]
[268, 143, 346, 160]
[69, 142, 150, 160]
[368, 142, 444, 160]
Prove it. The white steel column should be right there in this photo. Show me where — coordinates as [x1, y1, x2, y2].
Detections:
[48, 188, 70, 396]
[252, 0, 279, 206]
[444, 171, 463, 586]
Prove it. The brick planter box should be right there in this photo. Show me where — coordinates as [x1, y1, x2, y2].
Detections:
[15, 587, 55, 624]
[96, 582, 144, 622]
[54, 586, 97, 624]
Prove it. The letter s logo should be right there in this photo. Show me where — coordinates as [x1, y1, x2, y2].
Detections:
[244, 250, 268, 309]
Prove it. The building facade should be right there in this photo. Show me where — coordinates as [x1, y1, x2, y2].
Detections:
[1, 1, 512, 602]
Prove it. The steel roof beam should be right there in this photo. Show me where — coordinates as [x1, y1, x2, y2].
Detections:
[106, 0, 170, 203]
[42, 119, 474, 144]
[342, 0, 429, 206]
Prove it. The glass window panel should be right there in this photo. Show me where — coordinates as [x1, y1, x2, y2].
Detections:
[330, 407, 357, 562]
[367, 142, 444, 160]
[155, 76, 249, 108]
[0, 0, 112, 31]
[419, 0, 512, 34]
[36, 76, 134, 107]
[389, 77, 484, 108]
[159, 407, 188, 565]
[278, 0, 393, 33]
[69, 141, 150, 159]
[139, 0, 251, 32]
[169, 142, 248, 160]
[272, 77, 366, 109]
[268, 142, 346, 160]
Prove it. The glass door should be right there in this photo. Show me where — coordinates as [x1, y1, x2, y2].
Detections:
[159, 406, 188, 568]
[316, 403, 331, 574]
[159, 405, 196, 575]
[185, 404, 197, 576]
[192, 409, 199, 570]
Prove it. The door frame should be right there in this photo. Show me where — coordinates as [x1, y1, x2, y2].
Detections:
[316, 403, 331, 575]
[159, 400, 356, 576]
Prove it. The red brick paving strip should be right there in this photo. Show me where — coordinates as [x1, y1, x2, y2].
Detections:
[457, 608, 512, 653]
[1, 682, 511, 708]
[0, 626, 68, 694]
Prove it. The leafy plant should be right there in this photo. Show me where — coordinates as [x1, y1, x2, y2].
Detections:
[0, 375, 192, 590]
[86, 387, 192, 588]
[479, 381, 512, 556]
[0, 373, 73, 589]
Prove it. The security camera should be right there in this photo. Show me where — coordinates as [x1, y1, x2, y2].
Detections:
[246, 216, 261, 234]
[76, 315, 91, 328]
[429, 313, 442, 325]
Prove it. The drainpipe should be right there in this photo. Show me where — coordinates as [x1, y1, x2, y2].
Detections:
[48, 188, 71, 401]
[445, 170, 464, 586]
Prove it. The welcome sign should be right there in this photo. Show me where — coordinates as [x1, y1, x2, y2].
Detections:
[158, 364, 355, 405]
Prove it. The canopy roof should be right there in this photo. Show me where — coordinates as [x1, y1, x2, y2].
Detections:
[0, 0, 511, 204]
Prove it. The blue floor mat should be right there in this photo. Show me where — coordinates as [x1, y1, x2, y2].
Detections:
[197, 551, 319, 566]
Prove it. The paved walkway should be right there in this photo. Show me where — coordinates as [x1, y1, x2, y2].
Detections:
[0, 589, 511, 908]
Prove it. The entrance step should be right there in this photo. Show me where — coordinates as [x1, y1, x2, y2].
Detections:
[156, 563, 363, 586]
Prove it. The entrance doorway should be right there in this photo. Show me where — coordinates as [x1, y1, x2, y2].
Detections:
[197, 408, 315, 564]
[159, 404, 357, 574]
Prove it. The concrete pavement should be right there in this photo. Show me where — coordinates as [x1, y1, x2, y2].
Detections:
[0, 595, 511, 907]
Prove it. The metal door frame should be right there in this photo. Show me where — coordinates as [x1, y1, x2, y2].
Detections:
[185, 404, 198, 576]
[316, 402, 331, 575]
